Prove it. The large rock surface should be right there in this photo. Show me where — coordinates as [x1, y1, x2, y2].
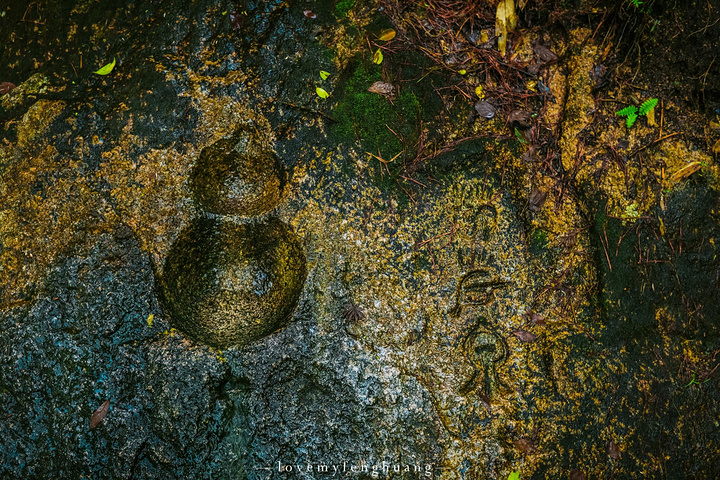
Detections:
[1, 0, 720, 479]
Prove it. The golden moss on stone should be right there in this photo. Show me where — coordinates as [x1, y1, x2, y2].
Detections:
[0, 100, 113, 307]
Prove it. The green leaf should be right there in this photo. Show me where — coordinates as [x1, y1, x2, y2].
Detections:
[626, 113, 638, 128]
[316, 87, 330, 99]
[514, 127, 527, 144]
[616, 105, 638, 117]
[319, 70, 331, 80]
[508, 472, 520, 480]
[373, 49, 384, 65]
[94, 57, 116, 75]
[638, 97, 658, 116]
[458, 69, 467, 75]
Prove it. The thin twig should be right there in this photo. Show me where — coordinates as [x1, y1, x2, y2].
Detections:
[280, 102, 337, 123]
[628, 132, 683, 158]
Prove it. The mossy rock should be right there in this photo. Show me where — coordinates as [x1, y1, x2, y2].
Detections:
[160, 217, 306, 348]
[190, 127, 286, 216]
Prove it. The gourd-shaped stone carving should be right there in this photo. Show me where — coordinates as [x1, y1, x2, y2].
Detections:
[189, 128, 286, 216]
[161, 126, 306, 348]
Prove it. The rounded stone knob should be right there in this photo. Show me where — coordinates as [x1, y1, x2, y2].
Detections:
[189, 128, 286, 217]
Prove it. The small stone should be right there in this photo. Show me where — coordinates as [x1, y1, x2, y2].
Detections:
[161, 217, 306, 348]
[190, 127, 287, 216]
[474, 100, 496, 119]
[533, 44, 558, 64]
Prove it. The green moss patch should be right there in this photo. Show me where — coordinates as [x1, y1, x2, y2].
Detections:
[334, 0, 356, 17]
[332, 62, 420, 163]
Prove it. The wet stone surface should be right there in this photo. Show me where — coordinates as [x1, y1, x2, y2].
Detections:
[1, 0, 720, 478]
[0, 226, 234, 479]
[161, 217, 306, 348]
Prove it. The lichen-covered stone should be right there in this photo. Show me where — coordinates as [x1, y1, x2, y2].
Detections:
[161, 217, 306, 348]
[3, 0, 720, 478]
[190, 127, 286, 217]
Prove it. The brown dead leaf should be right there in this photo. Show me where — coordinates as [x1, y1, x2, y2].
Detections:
[367, 81, 395, 96]
[521, 145, 538, 163]
[590, 64, 607, 84]
[508, 109, 531, 128]
[0, 82, 16, 96]
[529, 187, 547, 212]
[478, 393, 492, 412]
[531, 312, 546, 326]
[560, 230, 579, 249]
[229, 12, 244, 30]
[569, 469, 587, 480]
[89, 400, 110, 430]
[669, 162, 702, 183]
[713, 139, 720, 154]
[513, 437, 536, 454]
[607, 440, 622, 460]
[513, 330, 536, 343]
[303, 10, 317, 19]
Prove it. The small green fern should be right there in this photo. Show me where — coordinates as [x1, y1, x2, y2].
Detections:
[616, 105, 637, 117]
[616, 97, 658, 128]
[638, 98, 658, 116]
[625, 112, 638, 128]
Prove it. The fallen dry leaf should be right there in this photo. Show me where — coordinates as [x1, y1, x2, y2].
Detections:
[513, 437, 536, 454]
[669, 162, 702, 183]
[569, 469, 587, 480]
[373, 49, 383, 65]
[368, 81, 395, 96]
[478, 393, 492, 412]
[607, 440, 622, 460]
[89, 400, 110, 430]
[508, 109, 531, 128]
[377, 29, 396, 41]
[590, 64, 607, 84]
[495, 0, 517, 57]
[303, 10, 317, 19]
[521, 145, 538, 163]
[529, 187, 547, 213]
[513, 330, 536, 343]
[229, 12, 244, 30]
[531, 312, 546, 326]
[0, 82, 16, 96]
